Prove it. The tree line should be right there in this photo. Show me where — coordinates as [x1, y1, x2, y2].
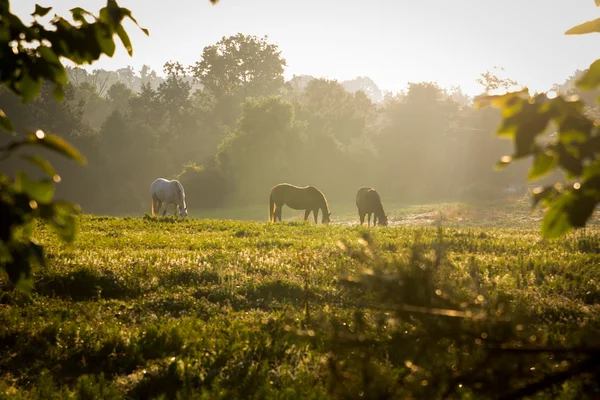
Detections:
[3, 33, 587, 216]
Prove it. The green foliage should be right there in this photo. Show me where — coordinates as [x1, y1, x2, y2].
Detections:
[475, 0, 600, 238]
[0, 0, 145, 286]
[190, 33, 287, 127]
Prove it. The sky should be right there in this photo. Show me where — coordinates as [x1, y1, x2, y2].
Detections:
[11, 0, 600, 96]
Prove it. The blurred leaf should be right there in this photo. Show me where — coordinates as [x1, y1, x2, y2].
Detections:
[15, 172, 54, 204]
[38, 46, 60, 65]
[29, 240, 46, 267]
[576, 59, 600, 90]
[50, 201, 80, 242]
[542, 195, 573, 238]
[474, 89, 528, 111]
[116, 25, 133, 56]
[32, 4, 52, 17]
[93, 25, 117, 57]
[532, 185, 560, 207]
[0, 110, 15, 133]
[21, 155, 57, 178]
[119, 8, 149, 36]
[53, 85, 65, 102]
[19, 74, 42, 103]
[70, 7, 91, 24]
[568, 194, 597, 228]
[557, 145, 583, 177]
[28, 133, 87, 165]
[565, 18, 600, 35]
[528, 151, 557, 180]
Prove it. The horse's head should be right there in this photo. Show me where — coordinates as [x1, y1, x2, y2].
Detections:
[179, 205, 188, 218]
[322, 212, 331, 224]
[379, 214, 389, 226]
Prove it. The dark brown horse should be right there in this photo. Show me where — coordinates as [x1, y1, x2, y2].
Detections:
[269, 183, 331, 224]
[356, 187, 388, 226]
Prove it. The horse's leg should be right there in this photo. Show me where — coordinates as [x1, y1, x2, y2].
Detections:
[367, 213, 371, 227]
[313, 209, 318, 224]
[276, 205, 283, 222]
[359, 212, 365, 226]
[304, 209, 310, 221]
[162, 202, 168, 216]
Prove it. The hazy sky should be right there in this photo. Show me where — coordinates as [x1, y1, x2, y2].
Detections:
[11, 0, 600, 96]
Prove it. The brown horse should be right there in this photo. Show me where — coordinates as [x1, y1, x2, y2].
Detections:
[356, 187, 388, 226]
[269, 183, 331, 224]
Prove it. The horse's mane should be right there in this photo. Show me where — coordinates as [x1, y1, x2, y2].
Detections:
[173, 180, 185, 206]
[316, 187, 330, 212]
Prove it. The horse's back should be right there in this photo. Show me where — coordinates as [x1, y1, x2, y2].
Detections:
[356, 187, 374, 206]
[151, 178, 170, 192]
[271, 183, 326, 209]
[357, 187, 381, 210]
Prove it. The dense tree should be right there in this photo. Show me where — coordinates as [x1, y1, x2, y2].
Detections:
[190, 34, 287, 126]
[216, 96, 304, 204]
[107, 81, 134, 112]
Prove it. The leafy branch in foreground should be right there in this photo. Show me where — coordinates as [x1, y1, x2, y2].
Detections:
[0, 0, 146, 287]
[475, 0, 600, 239]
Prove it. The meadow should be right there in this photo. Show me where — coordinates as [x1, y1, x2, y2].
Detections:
[1, 201, 600, 399]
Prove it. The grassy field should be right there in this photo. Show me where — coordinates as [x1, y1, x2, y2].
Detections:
[151, 197, 560, 228]
[1, 201, 600, 398]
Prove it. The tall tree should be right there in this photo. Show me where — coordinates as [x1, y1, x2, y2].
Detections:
[190, 34, 287, 126]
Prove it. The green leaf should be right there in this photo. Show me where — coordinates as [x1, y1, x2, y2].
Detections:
[528, 151, 557, 180]
[15, 172, 55, 204]
[93, 25, 116, 57]
[474, 89, 528, 111]
[32, 4, 53, 17]
[565, 18, 600, 35]
[541, 195, 573, 238]
[37, 46, 61, 65]
[0, 109, 15, 133]
[568, 194, 598, 228]
[532, 185, 560, 207]
[29, 240, 46, 267]
[116, 25, 133, 56]
[53, 84, 65, 102]
[50, 201, 80, 242]
[21, 155, 57, 178]
[576, 59, 600, 90]
[70, 7, 91, 24]
[28, 133, 87, 165]
[19, 74, 42, 103]
[120, 8, 149, 36]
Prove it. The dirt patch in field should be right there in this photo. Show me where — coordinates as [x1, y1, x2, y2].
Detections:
[390, 211, 441, 226]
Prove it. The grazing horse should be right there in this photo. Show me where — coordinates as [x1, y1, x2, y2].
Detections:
[269, 183, 331, 224]
[150, 178, 188, 217]
[356, 187, 388, 226]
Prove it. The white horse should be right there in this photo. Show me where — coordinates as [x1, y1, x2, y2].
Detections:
[150, 178, 188, 217]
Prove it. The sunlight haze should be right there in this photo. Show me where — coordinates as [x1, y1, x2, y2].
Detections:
[11, 0, 600, 95]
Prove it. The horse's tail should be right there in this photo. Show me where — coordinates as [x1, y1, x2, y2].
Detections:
[269, 193, 275, 222]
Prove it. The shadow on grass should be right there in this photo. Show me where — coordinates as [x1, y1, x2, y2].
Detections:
[35, 268, 142, 301]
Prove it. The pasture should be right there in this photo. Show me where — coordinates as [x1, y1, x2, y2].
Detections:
[1, 201, 600, 398]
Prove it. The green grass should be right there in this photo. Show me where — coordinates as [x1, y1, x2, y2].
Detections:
[1, 201, 600, 398]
